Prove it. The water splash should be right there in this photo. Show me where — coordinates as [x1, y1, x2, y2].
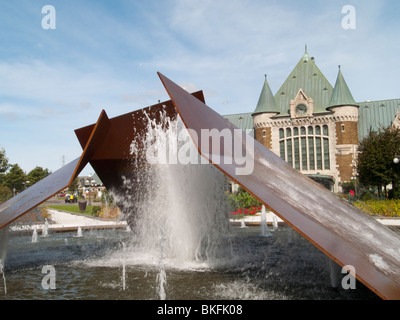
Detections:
[32, 228, 38, 243]
[76, 226, 83, 238]
[114, 112, 231, 267]
[0, 259, 6, 296]
[121, 242, 126, 291]
[42, 219, 49, 237]
[272, 214, 278, 231]
[0, 227, 9, 296]
[260, 205, 272, 237]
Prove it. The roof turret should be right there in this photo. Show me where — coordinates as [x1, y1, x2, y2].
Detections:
[328, 66, 358, 108]
[252, 75, 279, 116]
[274, 48, 333, 114]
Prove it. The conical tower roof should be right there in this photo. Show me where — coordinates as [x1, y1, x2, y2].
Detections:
[274, 47, 333, 114]
[328, 66, 358, 108]
[252, 75, 279, 116]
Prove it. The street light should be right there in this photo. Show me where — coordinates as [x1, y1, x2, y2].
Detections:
[394, 155, 400, 164]
[87, 174, 93, 205]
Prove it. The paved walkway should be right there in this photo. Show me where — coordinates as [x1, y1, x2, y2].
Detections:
[10, 208, 128, 233]
[230, 212, 284, 226]
[230, 212, 400, 228]
[10, 208, 400, 233]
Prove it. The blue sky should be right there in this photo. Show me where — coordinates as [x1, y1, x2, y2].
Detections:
[1, 0, 399, 176]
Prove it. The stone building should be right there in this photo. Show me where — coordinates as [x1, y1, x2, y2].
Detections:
[224, 49, 400, 192]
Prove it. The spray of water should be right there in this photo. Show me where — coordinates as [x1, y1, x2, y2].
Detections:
[32, 227, 38, 243]
[110, 110, 232, 298]
[0, 226, 9, 295]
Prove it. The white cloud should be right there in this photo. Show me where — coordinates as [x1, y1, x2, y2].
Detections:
[1, 0, 399, 175]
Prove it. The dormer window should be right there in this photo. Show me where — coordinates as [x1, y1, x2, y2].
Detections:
[290, 89, 314, 118]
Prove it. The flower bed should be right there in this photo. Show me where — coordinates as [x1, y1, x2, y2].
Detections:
[230, 206, 261, 217]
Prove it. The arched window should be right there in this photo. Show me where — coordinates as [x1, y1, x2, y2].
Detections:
[280, 125, 330, 172]
[279, 128, 284, 139]
[323, 125, 329, 136]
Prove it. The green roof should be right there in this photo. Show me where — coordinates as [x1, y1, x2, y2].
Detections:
[358, 99, 400, 140]
[223, 112, 254, 136]
[328, 67, 358, 108]
[225, 49, 400, 145]
[252, 75, 279, 115]
[274, 50, 333, 114]
[224, 99, 400, 143]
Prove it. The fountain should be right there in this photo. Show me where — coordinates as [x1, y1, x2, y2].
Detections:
[31, 228, 38, 243]
[76, 226, 83, 238]
[240, 219, 247, 228]
[121, 242, 126, 291]
[41, 219, 49, 237]
[260, 205, 272, 237]
[0, 259, 6, 296]
[272, 214, 278, 231]
[0, 73, 399, 299]
[0, 227, 8, 296]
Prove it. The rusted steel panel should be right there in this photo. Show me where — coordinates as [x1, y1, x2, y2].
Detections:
[0, 157, 81, 229]
[0, 92, 205, 231]
[0, 110, 111, 229]
[158, 72, 400, 300]
[74, 91, 206, 192]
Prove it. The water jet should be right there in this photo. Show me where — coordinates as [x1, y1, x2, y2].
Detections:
[31, 228, 38, 243]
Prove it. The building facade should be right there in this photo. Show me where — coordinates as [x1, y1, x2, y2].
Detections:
[224, 49, 400, 192]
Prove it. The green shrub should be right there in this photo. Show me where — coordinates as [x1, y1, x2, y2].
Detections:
[354, 200, 400, 217]
[227, 189, 262, 211]
[91, 205, 102, 217]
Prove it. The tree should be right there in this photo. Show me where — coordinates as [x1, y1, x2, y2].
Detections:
[3, 164, 27, 194]
[357, 126, 400, 198]
[0, 185, 12, 204]
[27, 166, 51, 187]
[0, 148, 10, 185]
[68, 177, 79, 194]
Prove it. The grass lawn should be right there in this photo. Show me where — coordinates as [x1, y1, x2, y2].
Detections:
[45, 204, 96, 216]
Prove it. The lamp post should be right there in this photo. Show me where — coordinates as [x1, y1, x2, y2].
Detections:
[22, 180, 30, 189]
[87, 174, 93, 206]
[393, 155, 400, 198]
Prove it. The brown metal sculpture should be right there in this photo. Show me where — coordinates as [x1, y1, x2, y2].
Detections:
[0, 72, 400, 299]
[0, 91, 205, 230]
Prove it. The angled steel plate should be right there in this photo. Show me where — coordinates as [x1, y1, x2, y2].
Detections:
[0, 110, 111, 230]
[74, 91, 205, 192]
[158, 72, 400, 300]
[0, 92, 205, 231]
[0, 157, 81, 229]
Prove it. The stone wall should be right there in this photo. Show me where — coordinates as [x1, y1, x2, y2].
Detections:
[255, 127, 272, 149]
